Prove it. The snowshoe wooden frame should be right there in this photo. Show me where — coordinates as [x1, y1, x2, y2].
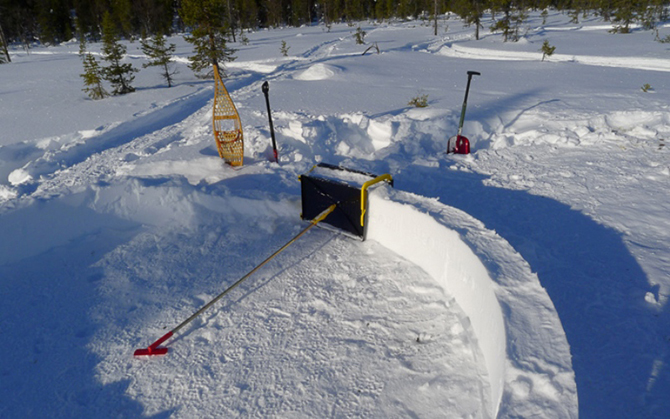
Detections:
[213, 64, 244, 166]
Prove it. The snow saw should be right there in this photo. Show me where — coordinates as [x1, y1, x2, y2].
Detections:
[134, 163, 392, 357]
[447, 70, 481, 155]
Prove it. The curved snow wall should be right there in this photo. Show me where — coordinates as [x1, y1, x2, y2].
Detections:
[366, 187, 578, 418]
[366, 189, 507, 417]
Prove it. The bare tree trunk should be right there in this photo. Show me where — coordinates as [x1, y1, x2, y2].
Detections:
[226, 0, 236, 42]
[0, 22, 11, 62]
[433, 0, 438, 36]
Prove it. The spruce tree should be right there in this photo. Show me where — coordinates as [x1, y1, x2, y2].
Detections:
[81, 53, 108, 99]
[100, 11, 137, 95]
[454, 0, 486, 40]
[180, 0, 236, 79]
[112, 0, 133, 39]
[76, 18, 87, 57]
[141, 33, 178, 87]
[610, 0, 640, 33]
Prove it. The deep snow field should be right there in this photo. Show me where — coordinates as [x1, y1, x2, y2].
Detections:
[1, 10, 670, 418]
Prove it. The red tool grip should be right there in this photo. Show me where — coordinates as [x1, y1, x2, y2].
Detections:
[133, 331, 173, 356]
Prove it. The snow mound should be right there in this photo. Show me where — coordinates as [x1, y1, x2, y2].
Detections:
[8, 168, 32, 186]
[294, 63, 341, 81]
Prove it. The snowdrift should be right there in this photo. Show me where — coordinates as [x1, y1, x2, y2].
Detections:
[367, 188, 577, 418]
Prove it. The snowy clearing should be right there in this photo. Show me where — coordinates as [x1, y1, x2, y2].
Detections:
[1, 11, 670, 418]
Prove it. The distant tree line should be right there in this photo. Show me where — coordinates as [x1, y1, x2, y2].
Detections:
[1, 0, 669, 66]
[1, 0, 668, 46]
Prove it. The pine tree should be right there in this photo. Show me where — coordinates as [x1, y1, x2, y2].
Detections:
[490, 0, 526, 42]
[237, 0, 259, 32]
[453, 0, 486, 40]
[112, 0, 133, 39]
[180, 0, 236, 79]
[610, 0, 640, 33]
[81, 53, 108, 99]
[141, 33, 178, 87]
[36, 0, 72, 45]
[76, 18, 87, 57]
[100, 11, 137, 95]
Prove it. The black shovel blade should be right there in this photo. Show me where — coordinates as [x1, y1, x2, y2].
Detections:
[300, 175, 364, 239]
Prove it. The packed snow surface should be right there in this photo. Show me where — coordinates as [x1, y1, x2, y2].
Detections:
[1, 11, 670, 418]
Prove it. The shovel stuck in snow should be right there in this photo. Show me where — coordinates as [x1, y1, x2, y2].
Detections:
[134, 164, 392, 357]
[447, 70, 480, 155]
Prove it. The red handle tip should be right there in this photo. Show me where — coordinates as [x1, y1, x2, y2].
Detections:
[134, 347, 169, 356]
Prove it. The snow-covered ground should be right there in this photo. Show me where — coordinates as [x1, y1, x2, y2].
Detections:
[1, 10, 669, 417]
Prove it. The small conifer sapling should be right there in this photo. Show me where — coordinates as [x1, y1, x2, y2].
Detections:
[141, 33, 178, 87]
[355, 27, 366, 45]
[101, 11, 137, 95]
[280, 40, 290, 56]
[81, 53, 108, 99]
[541, 40, 556, 61]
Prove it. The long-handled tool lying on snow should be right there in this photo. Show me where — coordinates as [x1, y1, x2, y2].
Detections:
[134, 164, 393, 357]
[134, 204, 336, 356]
[447, 70, 481, 155]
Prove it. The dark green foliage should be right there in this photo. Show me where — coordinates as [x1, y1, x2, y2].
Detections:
[609, 0, 638, 33]
[113, 0, 134, 39]
[354, 27, 366, 44]
[408, 93, 429, 108]
[101, 11, 137, 95]
[2, 0, 670, 55]
[280, 40, 290, 56]
[141, 33, 178, 87]
[453, 0, 486, 40]
[81, 53, 108, 99]
[541, 39, 556, 61]
[489, 0, 528, 42]
[76, 18, 87, 57]
[180, 0, 236, 78]
[37, 0, 72, 45]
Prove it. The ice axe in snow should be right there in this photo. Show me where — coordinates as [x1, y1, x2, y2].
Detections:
[447, 70, 480, 155]
[262, 81, 279, 163]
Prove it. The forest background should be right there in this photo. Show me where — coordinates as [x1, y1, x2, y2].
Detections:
[1, 0, 669, 55]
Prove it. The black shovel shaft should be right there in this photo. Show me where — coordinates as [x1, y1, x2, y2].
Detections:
[457, 71, 481, 137]
[262, 82, 279, 163]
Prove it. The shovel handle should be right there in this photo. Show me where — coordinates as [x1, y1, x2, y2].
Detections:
[262, 81, 279, 163]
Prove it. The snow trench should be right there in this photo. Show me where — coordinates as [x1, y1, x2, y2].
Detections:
[367, 187, 578, 418]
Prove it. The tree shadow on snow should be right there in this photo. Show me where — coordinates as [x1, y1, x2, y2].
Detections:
[395, 165, 669, 418]
[0, 199, 172, 417]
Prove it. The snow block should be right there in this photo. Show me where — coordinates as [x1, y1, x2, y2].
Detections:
[366, 188, 577, 418]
